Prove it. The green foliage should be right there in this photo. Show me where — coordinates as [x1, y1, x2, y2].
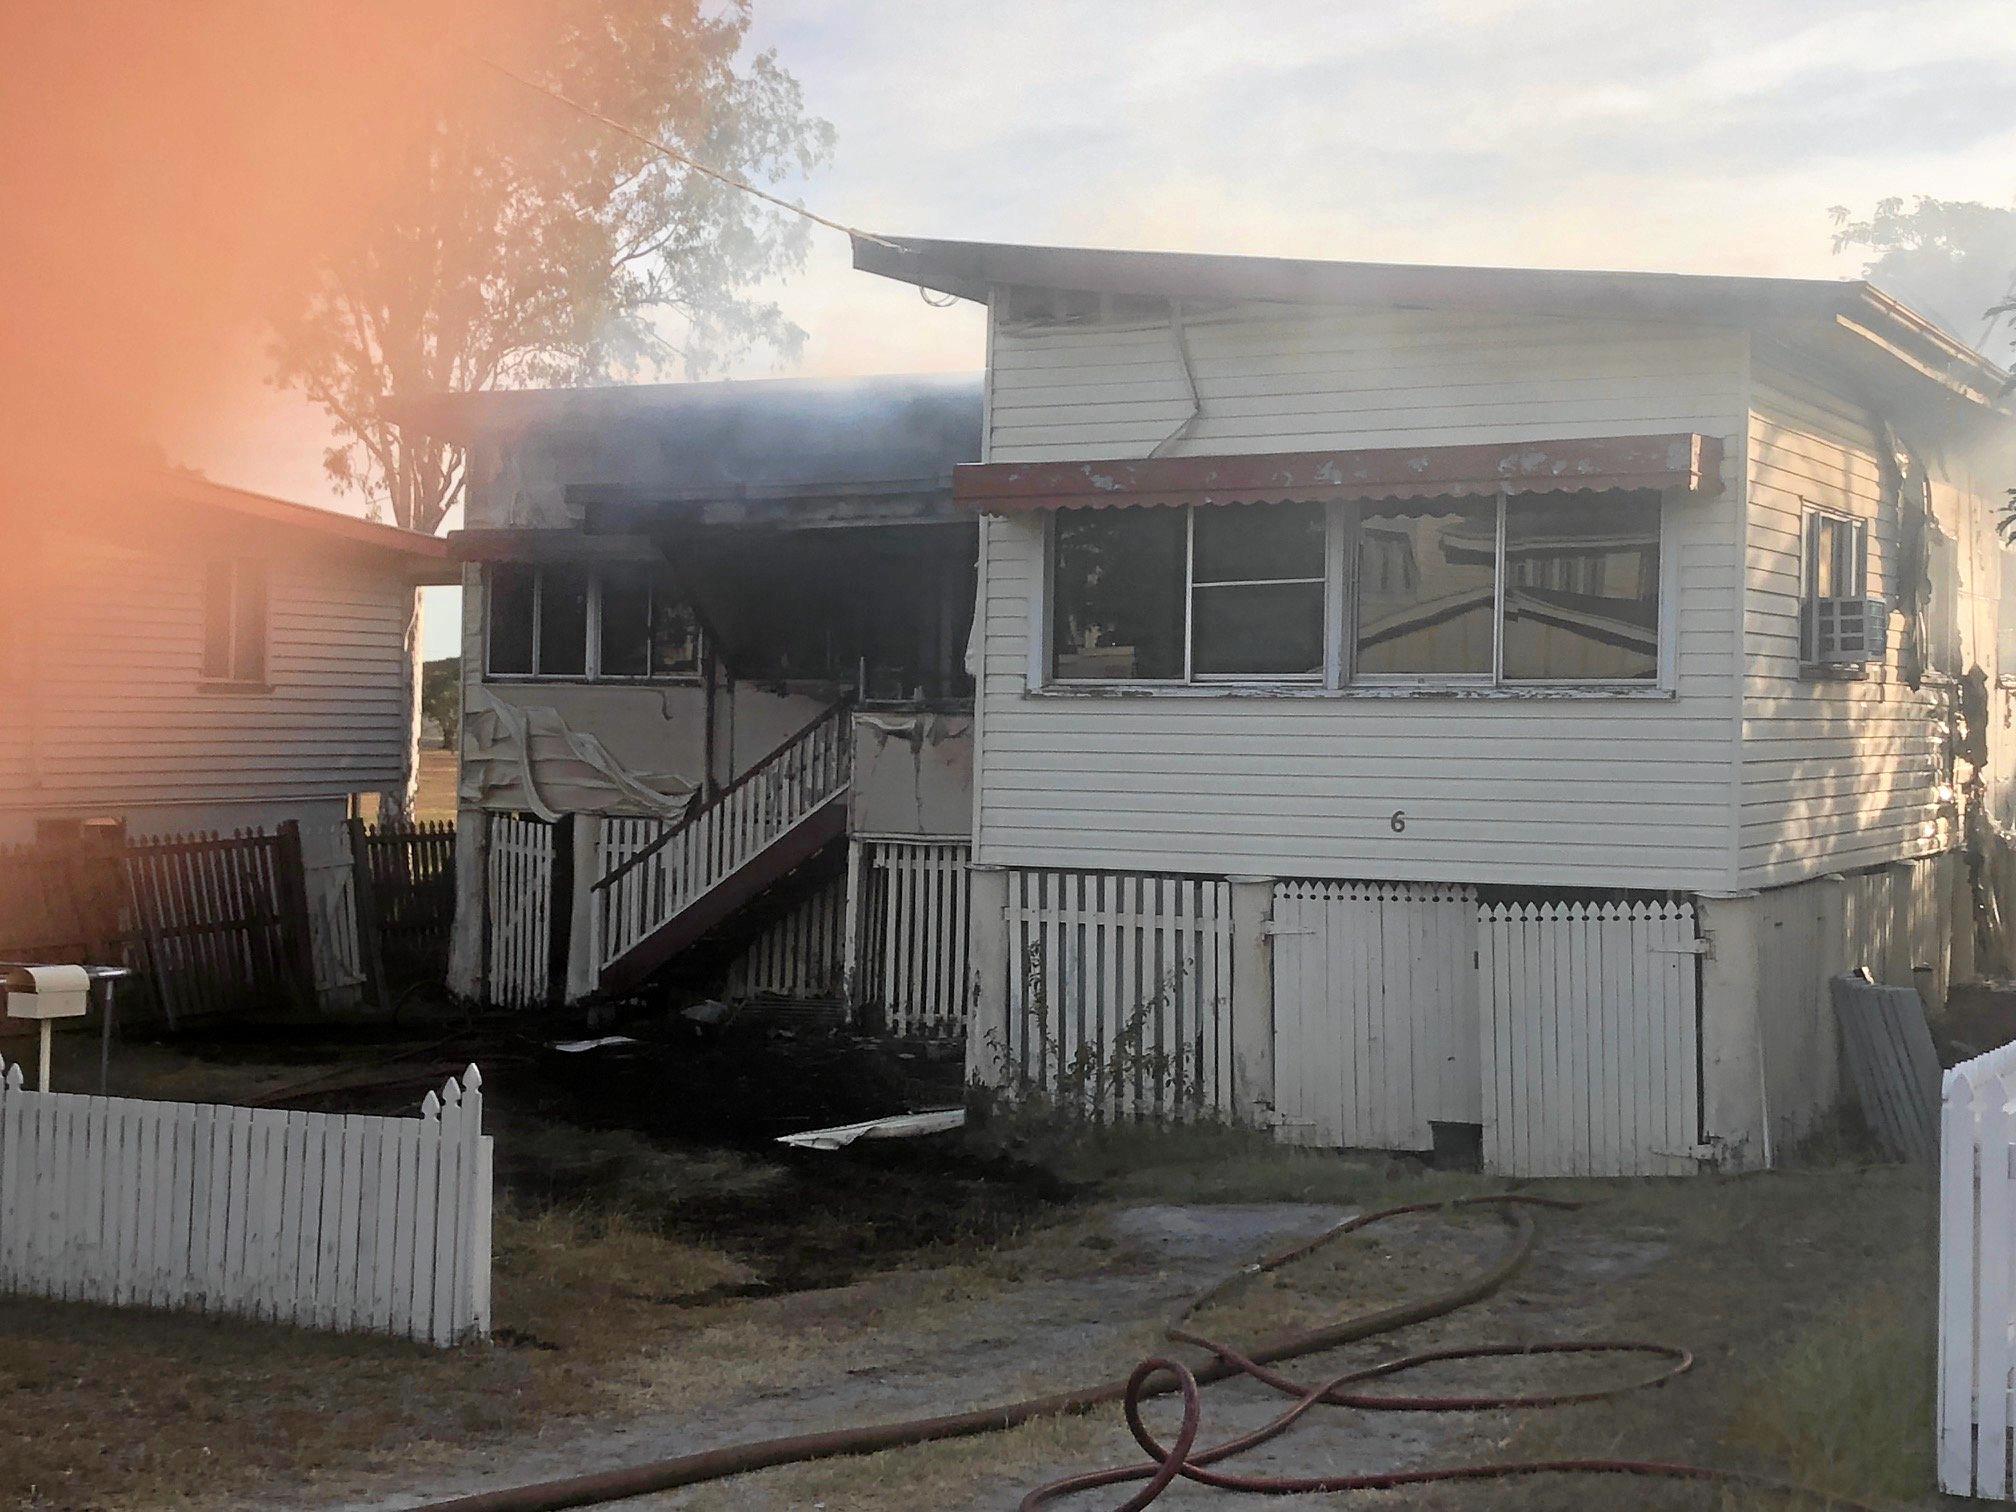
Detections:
[1830, 195, 2016, 350]
[269, 0, 833, 535]
[421, 656, 461, 748]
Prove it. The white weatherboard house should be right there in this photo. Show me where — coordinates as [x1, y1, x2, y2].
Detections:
[848, 235, 2016, 1175]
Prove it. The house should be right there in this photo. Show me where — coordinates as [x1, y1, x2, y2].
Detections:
[845, 235, 2016, 1174]
[387, 375, 984, 1017]
[0, 466, 456, 1012]
[1, 467, 454, 841]
[399, 238, 2016, 1177]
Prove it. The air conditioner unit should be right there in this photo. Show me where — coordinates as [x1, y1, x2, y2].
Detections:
[1804, 596, 1888, 664]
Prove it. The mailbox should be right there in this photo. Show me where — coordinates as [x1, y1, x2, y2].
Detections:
[3, 965, 90, 1021]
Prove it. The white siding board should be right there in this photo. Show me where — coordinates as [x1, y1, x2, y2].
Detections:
[975, 302, 1746, 888]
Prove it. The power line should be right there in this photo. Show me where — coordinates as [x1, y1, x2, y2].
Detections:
[464, 49, 902, 252]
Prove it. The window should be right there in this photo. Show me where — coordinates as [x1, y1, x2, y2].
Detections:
[1047, 490, 1663, 688]
[1800, 510, 1869, 664]
[486, 563, 704, 681]
[1190, 502, 1325, 677]
[202, 559, 267, 683]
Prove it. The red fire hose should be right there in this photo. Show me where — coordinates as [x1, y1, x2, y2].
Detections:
[419, 1194, 1893, 1512]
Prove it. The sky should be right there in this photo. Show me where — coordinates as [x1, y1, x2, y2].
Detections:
[176, 0, 2016, 657]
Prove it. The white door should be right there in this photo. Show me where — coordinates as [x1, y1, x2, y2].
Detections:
[1271, 882, 1480, 1151]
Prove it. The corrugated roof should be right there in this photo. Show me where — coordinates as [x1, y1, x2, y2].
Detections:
[851, 234, 2005, 402]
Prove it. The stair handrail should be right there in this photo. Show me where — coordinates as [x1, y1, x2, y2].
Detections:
[591, 695, 853, 896]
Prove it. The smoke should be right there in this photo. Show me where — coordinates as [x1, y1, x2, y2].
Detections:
[0, 1, 554, 503]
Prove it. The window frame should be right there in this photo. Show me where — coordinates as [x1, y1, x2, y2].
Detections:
[1040, 489, 1670, 693]
[484, 563, 705, 685]
[1797, 506, 1870, 667]
[201, 557, 269, 687]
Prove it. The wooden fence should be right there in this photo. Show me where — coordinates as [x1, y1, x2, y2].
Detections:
[1477, 899, 1703, 1178]
[1002, 869, 1233, 1118]
[1940, 1038, 2016, 1499]
[352, 819, 456, 994]
[861, 839, 971, 1038]
[0, 1062, 491, 1345]
[123, 826, 315, 1024]
[1270, 882, 1479, 1153]
[487, 815, 554, 1010]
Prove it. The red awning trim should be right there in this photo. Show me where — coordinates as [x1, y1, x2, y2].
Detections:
[952, 433, 1723, 512]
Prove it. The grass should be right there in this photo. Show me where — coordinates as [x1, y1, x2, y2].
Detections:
[0, 1099, 1954, 1511]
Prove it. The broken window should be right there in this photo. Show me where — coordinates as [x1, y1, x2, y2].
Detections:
[1051, 509, 1186, 680]
[487, 563, 703, 682]
[202, 558, 268, 683]
[1800, 509, 1870, 664]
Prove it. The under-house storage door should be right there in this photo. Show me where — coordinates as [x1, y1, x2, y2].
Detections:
[1477, 900, 1702, 1177]
[1270, 882, 1480, 1151]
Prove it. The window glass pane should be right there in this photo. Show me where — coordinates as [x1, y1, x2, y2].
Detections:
[1501, 492, 1660, 682]
[202, 560, 233, 678]
[1052, 509, 1185, 680]
[1354, 500, 1496, 676]
[536, 566, 589, 676]
[487, 564, 535, 675]
[598, 568, 652, 677]
[1192, 501, 1324, 583]
[650, 596, 704, 678]
[233, 561, 267, 682]
[1193, 582, 1324, 676]
[1813, 516, 1842, 599]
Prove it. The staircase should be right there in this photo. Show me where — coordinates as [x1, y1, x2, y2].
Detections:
[593, 699, 852, 998]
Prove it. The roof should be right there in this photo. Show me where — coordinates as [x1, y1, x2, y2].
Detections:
[154, 473, 456, 577]
[387, 373, 985, 494]
[852, 234, 2008, 407]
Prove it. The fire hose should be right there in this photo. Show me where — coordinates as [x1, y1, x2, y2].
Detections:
[420, 1194, 1892, 1512]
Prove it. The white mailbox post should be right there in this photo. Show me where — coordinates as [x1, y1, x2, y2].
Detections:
[4, 965, 90, 1091]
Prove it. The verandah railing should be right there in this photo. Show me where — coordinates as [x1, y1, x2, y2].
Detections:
[594, 698, 853, 973]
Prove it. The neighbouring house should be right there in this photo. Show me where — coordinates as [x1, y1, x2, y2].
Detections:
[0, 467, 457, 1013]
[847, 235, 2016, 1175]
[387, 375, 983, 1021]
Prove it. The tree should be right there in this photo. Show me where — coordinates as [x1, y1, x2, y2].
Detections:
[421, 656, 462, 749]
[269, 1, 833, 536]
[1830, 196, 2016, 356]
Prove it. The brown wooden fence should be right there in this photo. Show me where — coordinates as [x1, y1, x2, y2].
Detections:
[122, 825, 315, 1024]
[349, 818, 456, 998]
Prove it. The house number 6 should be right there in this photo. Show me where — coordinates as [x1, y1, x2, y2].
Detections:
[1390, 811, 1407, 833]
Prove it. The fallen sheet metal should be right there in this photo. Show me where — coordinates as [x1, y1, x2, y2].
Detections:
[1830, 969, 1941, 1163]
[775, 1108, 966, 1151]
[550, 1035, 643, 1054]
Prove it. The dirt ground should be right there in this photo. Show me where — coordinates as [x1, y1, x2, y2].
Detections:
[412, 748, 458, 824]
[0, 1028, 1958, 1511]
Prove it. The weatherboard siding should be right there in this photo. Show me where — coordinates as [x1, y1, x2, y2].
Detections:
[0, 521, 414, 824]
[974, 301, 1747, 889]
[1737, 357, 1985, 887]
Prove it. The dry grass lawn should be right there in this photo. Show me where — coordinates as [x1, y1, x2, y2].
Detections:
[0, 1108, 1952, 1511]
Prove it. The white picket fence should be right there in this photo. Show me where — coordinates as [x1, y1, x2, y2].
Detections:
[1477, 899, 1703, 1177]
[866, 839, 972, 1038]
[1940, 1039, 2016, 1499]
[488, 815, 554, 1009]
[0, 1062, 492, 1346]
[1002, 869, 1233, 1117]
[725, 874, 848, 1000]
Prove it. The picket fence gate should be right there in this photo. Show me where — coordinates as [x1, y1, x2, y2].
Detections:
[1270, 882, 1479, 1153]
[1476, 899, 1703, 1177]
[0, 1062, 491, 1346]
[1940, 1038, 2016, 1499]
[1002, 870, 1233, 1118]
[487, 815, 555, 1010]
